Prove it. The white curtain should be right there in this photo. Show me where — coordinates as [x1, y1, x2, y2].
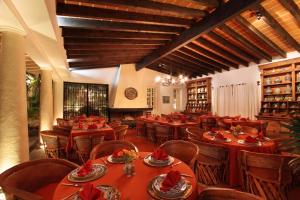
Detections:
[213, 83, 260, 119]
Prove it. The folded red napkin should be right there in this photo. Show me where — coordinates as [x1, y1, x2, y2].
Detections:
[255, 135, 264, 141]
[215, 133, 225, 140]
[160, 171, 181, 192]
[112, 149, 124, 158]
[77, 160, 93, 177]
[245, 136, 257, 143]
[180, 116, 187, 123]
[152, 148, 168, 160]
[88, 124, 97, 129]
[79, 183, 104, 200]
[211, 128, 218, 133]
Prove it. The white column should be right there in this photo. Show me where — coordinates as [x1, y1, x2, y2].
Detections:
[0, 31, 29, 172]
[40, 69, 53, 132]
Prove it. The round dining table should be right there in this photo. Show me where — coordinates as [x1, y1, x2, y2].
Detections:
[203, 131, 277, 187]
[53, 152, 197, 200]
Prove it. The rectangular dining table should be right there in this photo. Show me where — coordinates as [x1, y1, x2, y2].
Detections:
[66, 126, 115, 152]
[139, 116, 199, 139]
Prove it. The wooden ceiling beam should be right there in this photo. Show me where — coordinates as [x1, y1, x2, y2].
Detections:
[171, 51, 219, 72]
[147, 65, 173, 75]
[62, 29, 174, 40]
[190, 0, 219, 8]
[57, 16, 183, 34]
[61, 0, 206, 19]
[206, 31, 260, 63]
[66, 49, 154, 56]
[69, 60, 138, 68]
[167, 54, 214, 74]
[67, 52, 150, 59]
[57, 3, 191, 27]
[178, 47, 229, 71]
[70, 65, 119, 70]
[64, 44, 160, 50]
[186, 43, 239, 69]
[160, 58, 207, 75]
[136, 0, 262, 70]
[278, 0, 300, 28]
[257, 5, 300, 53]
[64, 38, 166, 45]
[67, 56, 143, 63]
[195, 37, 249, 66]
[235, 16, 286, 58]
[219, 24, 272, 61]
[67, 55, 145, 63]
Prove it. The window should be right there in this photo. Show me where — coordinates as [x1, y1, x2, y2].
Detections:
[63, 82, 109, 119]
[147, 88, 156, 109]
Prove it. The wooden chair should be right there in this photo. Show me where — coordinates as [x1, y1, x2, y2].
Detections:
[73, 134, 105, 163]
[146, 122, 156, 143]
[186, 127, 205, 142]
[135, 120, 146, 137]
[193, 141, 229, 186]
[113, 125, 128, 140]
[155, 124, 172, 145]
[216, 117, 229, 130]
[198, 187, 263, 200]
[40, 130, 68, 159]
[239, 150, 295, 200]
[201, 117, 216, 131]
[241, 126, 259, 135]
[0, 159, 78, 200]
[109, 120, 122, 128]
[53, 125, 71, 136]
[90, 140, 138, 160]
[159, 140, 199, 168]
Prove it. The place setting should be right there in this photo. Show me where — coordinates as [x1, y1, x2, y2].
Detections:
[62, 182, 121, 200]
[237, 134, 272, 146]
[143, 148, 175, 167]
[67, 160, 107, 183]
[147, 170, 193, 200]
[211, 132, 232, 143]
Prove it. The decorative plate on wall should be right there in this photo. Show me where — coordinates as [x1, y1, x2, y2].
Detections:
[124, 87, 138, 100]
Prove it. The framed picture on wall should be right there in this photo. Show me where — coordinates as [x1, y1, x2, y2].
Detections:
[162, 96, 170, 104]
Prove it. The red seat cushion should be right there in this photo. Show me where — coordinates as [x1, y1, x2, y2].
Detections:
[34, 183, 58, 200]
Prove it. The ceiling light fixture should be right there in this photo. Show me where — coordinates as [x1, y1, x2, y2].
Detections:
[154, 63, 188, 86]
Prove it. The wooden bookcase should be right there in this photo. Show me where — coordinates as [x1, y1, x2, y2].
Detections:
[258, 57, 300, 120]
[185, 77, 212, 113]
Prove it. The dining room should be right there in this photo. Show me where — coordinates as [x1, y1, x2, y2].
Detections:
[1, 0, 300, 200]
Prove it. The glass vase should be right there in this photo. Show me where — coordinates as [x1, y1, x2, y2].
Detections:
[123, 161, 135, 177]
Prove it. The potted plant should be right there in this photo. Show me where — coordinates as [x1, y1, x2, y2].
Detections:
[280, 118, 300, 181]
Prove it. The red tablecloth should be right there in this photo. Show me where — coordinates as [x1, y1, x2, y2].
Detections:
[223, 119, 268, 135]
[66, 126, 115, 152]
[203, 131, 276, 186]
[53, 152, 197, 200]
[139, 116, 199, 139]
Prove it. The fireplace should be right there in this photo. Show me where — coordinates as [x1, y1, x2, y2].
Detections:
[108, 108, 152, 128]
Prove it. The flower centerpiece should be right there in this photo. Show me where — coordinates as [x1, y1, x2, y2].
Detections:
[120, 149, 138, 177]
[230, 125, 242, 137]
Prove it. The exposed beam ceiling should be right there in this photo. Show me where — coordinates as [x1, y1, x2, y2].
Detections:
[234, 16, 286, 58]
[57, 3, 192, 27]
[136, 0, 262, 70]
[257, 5, 300, 53]
[57, 16, 183, 34]
[58, 0, 207, 19]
